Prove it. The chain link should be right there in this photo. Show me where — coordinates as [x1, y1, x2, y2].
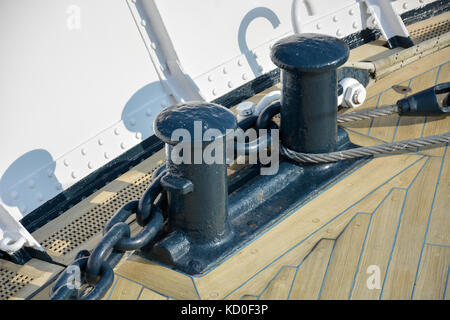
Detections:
[51, 169, 167, 300]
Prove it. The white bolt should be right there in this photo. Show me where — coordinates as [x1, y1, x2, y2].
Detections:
[349, 9, 354, 16]
[316, 23, 321, 30]
[208, 75, 213, 82]
[81, 148, 87, 156]
[135, 132, 142, 140]
[228, 81, 233, 88]
[121, 142, 126, 150]
[222, 67, 227, 74]
[333, 16, 339, 22]
[104, 152, 110, 159]
[237, 59, 243, 67]
[72, 171, 77, 179]
[63, 159, 70, 167]
[88, 162, 93, 169]
[353, 22, 358, 29]
[150, 42, 156, 50]
[353, 90, 366, 105]
[212, 89, 217, 96]
[336, 29, 342, 37]
[114, 128, 120, 135]
[141, 19, 146, 27]
[403, 3, 408, 10]
[242, 73, 248, 80]
[98, 139, 104, 146]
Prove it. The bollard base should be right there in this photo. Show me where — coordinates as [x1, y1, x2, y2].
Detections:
[139, 128, 367, 275]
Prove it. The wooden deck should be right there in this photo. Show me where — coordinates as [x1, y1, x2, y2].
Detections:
[1, 12, 449, 300]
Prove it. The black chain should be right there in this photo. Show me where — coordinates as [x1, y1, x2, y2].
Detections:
[50, 169, 167, 300]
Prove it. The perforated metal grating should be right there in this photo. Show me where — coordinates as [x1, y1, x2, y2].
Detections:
[410, 20, 450, 43]
[0, 268, 33, 300]
[41, 172, 155, 256]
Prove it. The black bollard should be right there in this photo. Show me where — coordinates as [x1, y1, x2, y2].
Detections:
[152, 102, 237, 268]
[271, 33, 349, 153]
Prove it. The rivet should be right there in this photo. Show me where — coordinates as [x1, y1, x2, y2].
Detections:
[372, 18, 377, 26]
[212, 89, 217, 96]
[98, 139, 104, 146]
[63, 159, 70, 167]
[19, 204, 27, 213]
[121, 142, 126, 150]
[242, 73, 248, 80]
[250, 249, 258, 254]
[141, 19, 146, 27]
[104, 152, 110, 159]
[336, 29, 342, 36]
[146, 109, 152, 117]
[150, 42, 156, 50]
[227, 81, 233, 88]
[333, 16, 338, 22]
[316, 23, 321, 30]
[114, 128, 120, 135]
[129, 118, 136, 126]
[349, 9, 354, 15]
[10, 191, 18, 200]
[36, 193, 43, 201]
[81, 148, 87, 156]
[71, 171, 77, 179]
[222, 67, 227, 74]
[352, 22, 358, 29]
[208, 75, 213, 82]
[237, 59, 243, 67]
[419, 0, 424, 2]
[28, 180, 35, 189]
[88, 162, 93, 169]
[258, 66, 264, 72]
[159, 65, 165, 72]
[403, 3, 408, 10]
[136, 132, 142, 139]
[312, 218, 320, 223]
[253, 52, 258, 59]
[47, 168, 53, 177]
[55, 183, 62, 190]
[209, 292, 219, 298]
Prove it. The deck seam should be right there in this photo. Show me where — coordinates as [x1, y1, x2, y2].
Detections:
[222, 156, 425, 299]
[379, 157, 431, 299]
[411, 143, 448, 299]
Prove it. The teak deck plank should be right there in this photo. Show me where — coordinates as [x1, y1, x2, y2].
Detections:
[413, 245, 450, 300]
[258, 267, 297, 300]
[381, 157, 442, 299]
[425, 145, 450, 246]
[289, 239, 335, 300]
[350, 189, 407, 299]
[320, 214, 371, 299]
